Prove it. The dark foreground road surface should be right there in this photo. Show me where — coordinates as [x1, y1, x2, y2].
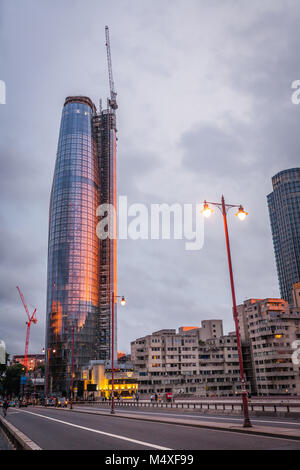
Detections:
[3, 407, 300, 450]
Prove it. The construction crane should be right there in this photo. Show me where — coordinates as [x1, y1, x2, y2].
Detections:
[105, 25, 118, 111]
[16, 286, 37, 371]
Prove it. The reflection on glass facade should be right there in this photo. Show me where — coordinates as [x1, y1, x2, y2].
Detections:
[267, 168, 300, 304]
[46, 96, 117, 394]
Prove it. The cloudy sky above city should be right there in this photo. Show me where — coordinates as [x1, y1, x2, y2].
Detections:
[1, 0, 300, 356]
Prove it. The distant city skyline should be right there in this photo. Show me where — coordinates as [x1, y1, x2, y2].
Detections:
[1, 1, 300, 357]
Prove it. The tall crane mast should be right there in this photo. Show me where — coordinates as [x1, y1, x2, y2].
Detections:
[105, 25, 118, 111]
[16, 286, 37, 371]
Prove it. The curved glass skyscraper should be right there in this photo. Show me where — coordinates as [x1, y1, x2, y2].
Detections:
[267, 168, 300, 304]
[46, 96, 117, 394]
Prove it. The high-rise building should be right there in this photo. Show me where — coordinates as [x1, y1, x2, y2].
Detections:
[267, 168, 300, 304]
[46, 95, 117, 394]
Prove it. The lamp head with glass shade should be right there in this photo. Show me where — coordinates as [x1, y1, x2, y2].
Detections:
[201, 201, 213, 218]
[120, 296, 126, 306]
[235, 206, 248, 221]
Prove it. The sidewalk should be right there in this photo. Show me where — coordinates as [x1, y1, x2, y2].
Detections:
[62, 405, 300, 441]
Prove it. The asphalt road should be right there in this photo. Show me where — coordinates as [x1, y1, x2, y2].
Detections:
[3, 407, 300, 450]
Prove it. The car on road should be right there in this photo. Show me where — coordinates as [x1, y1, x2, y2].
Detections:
[45, 398, 55, 406]
[18, 400, 28, 407]
[56, 398, 68, 407]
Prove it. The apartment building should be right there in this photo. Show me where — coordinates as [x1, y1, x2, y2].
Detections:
[197, 333, 246, 396]
[131, 320, 245, 397]
[237, 294, 300, 396]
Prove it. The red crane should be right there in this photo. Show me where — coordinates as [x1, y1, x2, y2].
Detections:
[16, 286, 37, 371]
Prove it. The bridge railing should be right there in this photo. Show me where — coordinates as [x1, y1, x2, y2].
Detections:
[75, 400, 300, 414]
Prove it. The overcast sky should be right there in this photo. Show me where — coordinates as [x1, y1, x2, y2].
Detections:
[1, 0, 300, 357]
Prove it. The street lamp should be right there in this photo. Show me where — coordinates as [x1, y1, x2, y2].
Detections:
[33, 357, 38, 405]
[60, 314, 76, 409]
[70, 324, 75, 409]
[201, 196, 252, 428]
[111, 292, 126, 414]
[43, 347, 56, 406]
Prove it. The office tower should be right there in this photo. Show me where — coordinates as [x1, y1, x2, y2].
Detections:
[46, 96, 117, 394]
[267, 168, 300, 304]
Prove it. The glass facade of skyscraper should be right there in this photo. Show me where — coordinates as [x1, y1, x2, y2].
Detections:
[267, 168, 300, 304]
[46, 96, 117, 394]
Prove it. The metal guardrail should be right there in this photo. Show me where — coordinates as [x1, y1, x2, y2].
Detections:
[77, 400, 300, 414]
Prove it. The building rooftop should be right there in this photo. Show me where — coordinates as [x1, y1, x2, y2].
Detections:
[64, 96, 97, 112]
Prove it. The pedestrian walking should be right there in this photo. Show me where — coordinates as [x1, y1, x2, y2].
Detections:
[2, 398, 9, 418]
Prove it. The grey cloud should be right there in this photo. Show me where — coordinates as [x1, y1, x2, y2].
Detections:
[180, 123, 247, 178]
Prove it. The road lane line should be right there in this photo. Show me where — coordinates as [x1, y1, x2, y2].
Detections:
[19, 410, 172, 450]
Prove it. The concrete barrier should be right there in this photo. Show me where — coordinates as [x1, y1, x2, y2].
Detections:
[0, 415, 41, 450]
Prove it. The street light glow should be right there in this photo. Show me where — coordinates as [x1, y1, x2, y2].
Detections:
[120, 296, 126, 306]
[201, 201, 213, 218]
[235, 206, 248, 221]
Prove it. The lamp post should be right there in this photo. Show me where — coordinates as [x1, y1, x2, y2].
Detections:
[33, 357, 37, 405]
[201, 195, 252, 428]
[111, 292, 126, 414]
[43, 347, 56, 406]
[60, 315, 76, 409]
[70, 324, 75, 409]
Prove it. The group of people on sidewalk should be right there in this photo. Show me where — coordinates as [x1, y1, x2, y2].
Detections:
[150, 393, 160, 402]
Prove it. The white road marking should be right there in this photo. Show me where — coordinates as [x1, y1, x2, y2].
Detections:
[19, 409, 172, 450]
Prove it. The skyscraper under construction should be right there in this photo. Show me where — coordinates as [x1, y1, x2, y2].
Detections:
[45, 28, 118, 394]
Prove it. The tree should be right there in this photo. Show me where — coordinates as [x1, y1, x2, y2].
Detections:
[2, 363, 24, 397]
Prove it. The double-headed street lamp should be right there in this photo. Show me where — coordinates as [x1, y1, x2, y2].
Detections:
[111, 292, 126, 415]
[201, 195, 252, 428]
